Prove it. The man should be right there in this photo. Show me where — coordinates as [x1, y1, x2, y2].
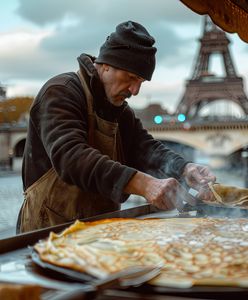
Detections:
[17, 21, 215, 233]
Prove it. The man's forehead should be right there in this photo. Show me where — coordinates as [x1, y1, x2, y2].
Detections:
[127, 71, 145, 82]
[107, 64, 145, 82]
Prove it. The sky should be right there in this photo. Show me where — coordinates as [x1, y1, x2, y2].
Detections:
[1, 0, 248, 114]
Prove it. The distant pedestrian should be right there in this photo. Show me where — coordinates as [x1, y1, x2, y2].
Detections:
[9, 155, 13, 171]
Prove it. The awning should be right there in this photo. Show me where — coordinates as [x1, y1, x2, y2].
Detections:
[180, 0, 248, 42]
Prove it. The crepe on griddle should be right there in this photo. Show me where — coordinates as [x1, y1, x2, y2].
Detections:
[34, 217, 248, 288]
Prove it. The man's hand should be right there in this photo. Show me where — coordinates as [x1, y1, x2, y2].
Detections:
[182, 163, 216, 201]
[124, 172, 195, 211]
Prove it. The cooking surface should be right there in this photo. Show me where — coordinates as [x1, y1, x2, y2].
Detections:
[1, 204, 248, 299]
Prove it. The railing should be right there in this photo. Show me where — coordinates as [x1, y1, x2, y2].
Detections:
[145, 119, 248, 131]
[0, 122, 28, 132]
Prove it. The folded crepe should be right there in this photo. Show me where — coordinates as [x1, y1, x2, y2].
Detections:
[208, 183, 248, 208]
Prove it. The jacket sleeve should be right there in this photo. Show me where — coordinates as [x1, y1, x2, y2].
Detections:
[32, 82, 137, 203]
[120, 108, 189, 180]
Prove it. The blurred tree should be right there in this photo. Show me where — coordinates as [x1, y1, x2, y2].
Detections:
[0, 97, 33, 124]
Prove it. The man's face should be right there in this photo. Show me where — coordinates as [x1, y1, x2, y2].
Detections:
[101, 64, 145, 107]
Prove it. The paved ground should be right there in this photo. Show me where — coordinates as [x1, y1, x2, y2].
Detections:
[0, 171, 23, 238]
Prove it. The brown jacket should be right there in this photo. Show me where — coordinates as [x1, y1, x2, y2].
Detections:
[18, 54, 188, 231]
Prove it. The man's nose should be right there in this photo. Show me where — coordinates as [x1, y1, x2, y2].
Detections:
[128, 82, 142, 96]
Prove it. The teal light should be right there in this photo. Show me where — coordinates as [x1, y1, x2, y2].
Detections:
[178, 114, 186, 122]
[153, 115, 163, 124]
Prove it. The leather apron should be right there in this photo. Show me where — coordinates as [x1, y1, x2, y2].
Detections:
[19, 70, 124, 232]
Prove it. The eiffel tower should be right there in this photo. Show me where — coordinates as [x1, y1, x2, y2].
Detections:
[176, 16, 248, 118]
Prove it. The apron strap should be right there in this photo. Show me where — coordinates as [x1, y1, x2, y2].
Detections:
[76, 69, 95, 146]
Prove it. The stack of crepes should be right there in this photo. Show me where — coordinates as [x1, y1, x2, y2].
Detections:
[207, 183, 248, 208]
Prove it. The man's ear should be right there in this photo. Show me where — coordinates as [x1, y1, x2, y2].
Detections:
[103, 64, 109, 71]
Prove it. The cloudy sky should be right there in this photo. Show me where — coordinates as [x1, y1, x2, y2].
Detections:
[1, 0, 248, 113]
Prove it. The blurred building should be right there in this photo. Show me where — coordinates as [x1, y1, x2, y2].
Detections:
[0, 97, 33, 170]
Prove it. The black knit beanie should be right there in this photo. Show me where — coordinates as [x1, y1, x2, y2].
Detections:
[95, 21, 157, 81]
